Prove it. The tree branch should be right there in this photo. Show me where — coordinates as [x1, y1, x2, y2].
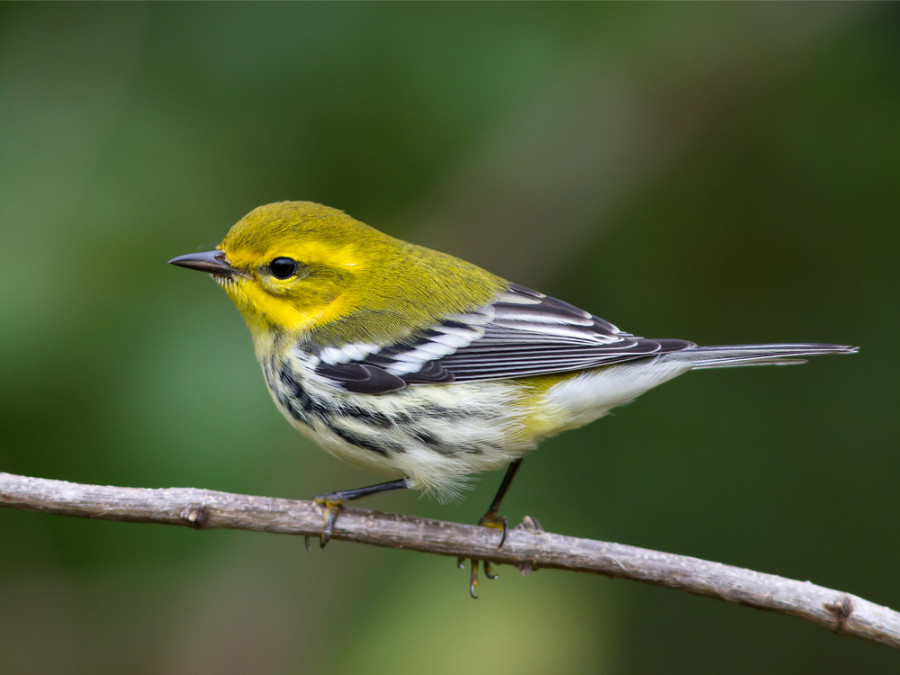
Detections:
[1, 470, 897, 648]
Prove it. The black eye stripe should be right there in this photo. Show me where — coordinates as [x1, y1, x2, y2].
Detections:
[269, 257, 300, 279]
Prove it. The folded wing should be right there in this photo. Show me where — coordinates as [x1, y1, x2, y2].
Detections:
[315, 284, 694, 393]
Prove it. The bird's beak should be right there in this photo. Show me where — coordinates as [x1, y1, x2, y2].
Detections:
[168, 250, 251, 279]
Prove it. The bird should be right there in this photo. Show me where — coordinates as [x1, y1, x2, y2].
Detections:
[170, 201, 857, 593]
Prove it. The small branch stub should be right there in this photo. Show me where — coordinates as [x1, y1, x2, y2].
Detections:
[826, 594, 855, 633]
[180, 504, 210, 529]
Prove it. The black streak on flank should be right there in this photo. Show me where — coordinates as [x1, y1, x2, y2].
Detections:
[328, 425, 392, 457]
[342, 405, 395, 428]
[277, 364, 327, 421]
[410, 429, 459, 456]
[411, 429, 444, 452]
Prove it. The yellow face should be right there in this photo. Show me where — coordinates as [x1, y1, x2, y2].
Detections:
[197, 201, 394, 348]
[217, 237, 364, 336]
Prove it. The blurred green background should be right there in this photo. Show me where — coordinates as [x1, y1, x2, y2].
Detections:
[1, 3, 898, 673]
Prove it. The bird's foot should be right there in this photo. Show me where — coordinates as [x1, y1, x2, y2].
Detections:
[457, 514, 544, 596]
[303, 479, 409, 551]
[478, 511, 510, 547]
[305, 494, 346, 550]
[455, 510, 510, 598]
[457, 558, 500, 599]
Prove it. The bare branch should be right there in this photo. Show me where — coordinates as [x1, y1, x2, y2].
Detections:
[2, 470, 897, 648]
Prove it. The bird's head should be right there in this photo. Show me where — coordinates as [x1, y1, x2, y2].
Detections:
[171, 201, 506, 356]
[170, 201, 390, 347]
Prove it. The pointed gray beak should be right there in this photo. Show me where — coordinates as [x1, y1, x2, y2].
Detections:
[168, 250, 251, 279]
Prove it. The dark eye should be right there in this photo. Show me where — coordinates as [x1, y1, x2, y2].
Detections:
[269, 257, 299, 280]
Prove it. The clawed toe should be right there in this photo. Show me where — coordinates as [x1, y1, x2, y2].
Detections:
[477, 512, 510, 548]
[457, 558, 500, 599]
[458, 512, 510, 599]
[458, 512, 544, 597]
[308, 495, 346, 549]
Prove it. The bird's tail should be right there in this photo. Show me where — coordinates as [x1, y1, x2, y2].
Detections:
[661, 343, 859, 369]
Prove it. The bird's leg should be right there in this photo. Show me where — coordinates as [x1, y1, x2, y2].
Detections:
[308, 478, 408, 549]
[458, 459, 524, 598]
[478, 458, 523, 546]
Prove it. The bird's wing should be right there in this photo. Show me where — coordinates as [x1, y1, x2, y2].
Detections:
[314, 284, 694, 394]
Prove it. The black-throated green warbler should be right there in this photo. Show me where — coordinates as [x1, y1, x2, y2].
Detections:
[170, 201, 856, 588]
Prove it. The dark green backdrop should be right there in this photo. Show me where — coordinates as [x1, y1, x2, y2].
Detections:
[1, 3, 897, 673]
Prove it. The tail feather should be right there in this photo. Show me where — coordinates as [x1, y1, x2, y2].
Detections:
[661, 343, 859, 369]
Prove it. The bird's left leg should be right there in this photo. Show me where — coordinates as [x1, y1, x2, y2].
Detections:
[309, 478, 408, 549]
[460, 458, 524, 597]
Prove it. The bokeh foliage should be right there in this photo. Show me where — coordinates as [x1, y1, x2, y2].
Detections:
[1, 3, 898, 673]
